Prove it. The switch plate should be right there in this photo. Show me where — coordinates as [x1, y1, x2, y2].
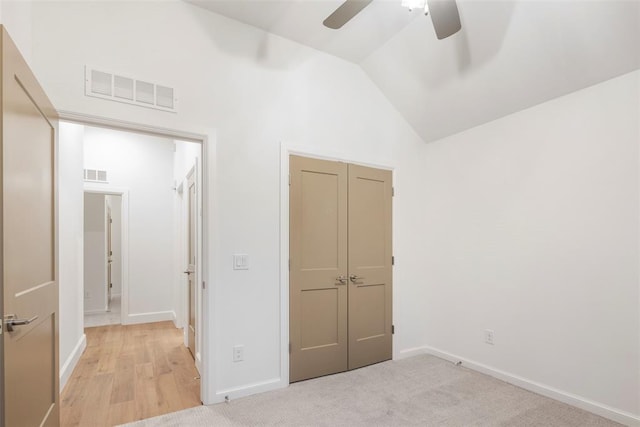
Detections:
[484, 329, 494, 345]
[233, 254, 249, 270]
[233, 345, 244, 362]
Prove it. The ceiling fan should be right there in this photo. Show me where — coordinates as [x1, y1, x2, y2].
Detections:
[323, 0, 462, 40]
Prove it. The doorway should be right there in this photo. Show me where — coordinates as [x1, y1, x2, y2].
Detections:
[83, 192, 123, 327]
[289, 155, 393, 383]
[58, 120, 210, 413]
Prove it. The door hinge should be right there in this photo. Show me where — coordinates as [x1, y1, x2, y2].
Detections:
[392, 256, 395, 266]
[392, 187, 395, 197]
[288, 174, 291, 186]
[110, 218, 113, 224]
[288, 259, 290, 271]
[202, 281, 206, 290]
[392, 325, 395, 334]
[110, 283, 113, 288]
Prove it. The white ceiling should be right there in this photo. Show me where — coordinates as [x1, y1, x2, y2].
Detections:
[187, 0, 640, 143]
[186, 0, 421, 63]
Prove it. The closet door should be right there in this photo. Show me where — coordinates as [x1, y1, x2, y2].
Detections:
[347, 164, 393, 370]
[289, 155, 348, 382]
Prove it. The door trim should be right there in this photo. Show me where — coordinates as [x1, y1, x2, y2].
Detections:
[279, 142, 395, 387]
[58, 110, 216, 405]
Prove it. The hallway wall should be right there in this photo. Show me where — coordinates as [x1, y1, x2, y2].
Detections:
[83, 126, 177, 323]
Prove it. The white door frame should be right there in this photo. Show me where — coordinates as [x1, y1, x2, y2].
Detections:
[83, 187, 128, 322]
[59, 110, 216, 405]
[279, 142, 395, 387]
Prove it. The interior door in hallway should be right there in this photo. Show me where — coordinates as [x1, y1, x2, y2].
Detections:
[289, 155, 348, 383]
[107, 203, 113, 309]
[347, 164, 393, 370]
[186, 168, 197, 358]
[1, 27, 59, 426]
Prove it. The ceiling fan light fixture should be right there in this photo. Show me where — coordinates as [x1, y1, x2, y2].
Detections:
[401, 0, 428, 13]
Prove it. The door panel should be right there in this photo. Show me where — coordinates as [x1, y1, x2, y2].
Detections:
[348, 164, 393, 370]
[290, 155, 348, 382]
[2, 26, 59, 427]
[187, 169, 196, 359]
[107, 205, 113, 307]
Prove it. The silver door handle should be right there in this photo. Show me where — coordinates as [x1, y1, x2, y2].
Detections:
[184, 271, 193, 274]
[349, 275, 364, 283]
[336, 276, 347, 285]
[4, 314, 38, 332]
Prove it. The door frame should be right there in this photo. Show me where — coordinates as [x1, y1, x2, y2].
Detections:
[279, 142, 395, 386]
[59, 110, 216, 405]
[83, 187, 128, 322]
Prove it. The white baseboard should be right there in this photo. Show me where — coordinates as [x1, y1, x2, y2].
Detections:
[84, 309, 107, 315]
[123, 310, 175, 325]
[214, 377, 286, 404]
[171, 310, 178, 328]
[422, 346, 640, 427]
[395, 345, 431, 360]
[60, 334, 87, 391]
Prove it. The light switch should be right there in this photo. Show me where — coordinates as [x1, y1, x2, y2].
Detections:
[233, 254, 249, 270]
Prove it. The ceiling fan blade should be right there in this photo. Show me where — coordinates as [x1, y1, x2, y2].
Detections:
[427, 0, 462, 39]
[323, 0, 374, 29]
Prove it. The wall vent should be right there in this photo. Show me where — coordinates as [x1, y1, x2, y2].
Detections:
[84, 169, 108, 183]
[85, 66, 177, 113]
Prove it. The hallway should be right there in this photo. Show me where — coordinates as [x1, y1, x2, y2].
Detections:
[84, 295, 122, 328]
[61, 322, 201, 426]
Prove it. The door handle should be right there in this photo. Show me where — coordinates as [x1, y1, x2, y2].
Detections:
[184, 270, 193, 275]
[349, 275, 364, 283]
[4, 314, 38, 332]
[336, 275, 347, 285]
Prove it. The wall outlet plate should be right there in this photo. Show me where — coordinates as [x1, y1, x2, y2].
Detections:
[484, 329, 495, 345]
[233, 345, 244, 362]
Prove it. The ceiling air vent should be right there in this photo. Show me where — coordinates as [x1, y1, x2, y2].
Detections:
[85, 66, 177, 113]
[84, 169, 108, 183]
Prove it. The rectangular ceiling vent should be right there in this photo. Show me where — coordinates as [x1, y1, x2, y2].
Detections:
[84, 169, 108, 183]
[85, 66, 176, 113]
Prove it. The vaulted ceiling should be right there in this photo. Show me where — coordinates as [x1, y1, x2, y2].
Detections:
[188, 0, 640, 143]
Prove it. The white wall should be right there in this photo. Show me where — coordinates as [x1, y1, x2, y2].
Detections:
[0, 0, 32, 67]
[27, 0, 640, 422]
[30, 0, 428, 403]
[84, 193, 107, 313]
[83, 126, 176, 323]
[58, 122, 86, 389]
[417, 71, 640, 421]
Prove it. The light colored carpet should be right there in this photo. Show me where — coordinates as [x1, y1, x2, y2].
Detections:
[121, 354, 621, 427]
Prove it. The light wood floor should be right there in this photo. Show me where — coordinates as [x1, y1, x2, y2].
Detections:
[61, 321, 201, 426]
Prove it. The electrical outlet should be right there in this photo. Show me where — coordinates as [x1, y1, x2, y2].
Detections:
[484, 329, 495, 345]
[233, 345, 244, 362]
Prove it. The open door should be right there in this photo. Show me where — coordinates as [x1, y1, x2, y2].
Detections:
[106, 203, 113, 310]
[185, 168, 197, 359]
[1, 27, 60, 426]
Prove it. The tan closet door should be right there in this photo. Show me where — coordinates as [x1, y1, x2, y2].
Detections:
[347, 164, 392, 370]
[2, 27, 59, 426]
[290, 155, 348, 382]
